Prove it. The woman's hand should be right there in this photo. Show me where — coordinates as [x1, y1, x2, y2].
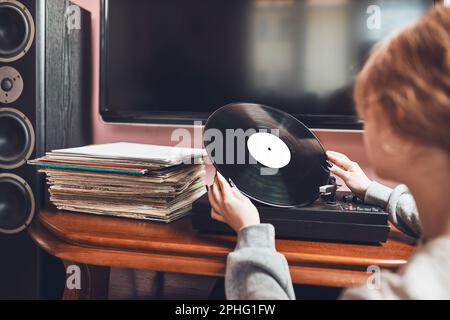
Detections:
[207, 172, 260, 232]
[326, 151, 372, 198]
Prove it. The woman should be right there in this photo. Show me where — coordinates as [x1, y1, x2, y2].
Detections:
[207, 5, 450, 300]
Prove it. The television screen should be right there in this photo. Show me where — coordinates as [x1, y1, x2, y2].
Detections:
[100, 0, 435, 129]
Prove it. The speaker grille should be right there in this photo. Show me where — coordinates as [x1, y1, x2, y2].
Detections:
[0, 173, 35, 234]
[0, 0, 35, 62]
[0, 108, 35, 169]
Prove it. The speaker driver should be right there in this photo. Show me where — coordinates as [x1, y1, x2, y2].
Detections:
[0, 0, 35, 63]
[0, 108, 35, 169]
[0, 66, 23, 104]
[0, 173, 35, 234]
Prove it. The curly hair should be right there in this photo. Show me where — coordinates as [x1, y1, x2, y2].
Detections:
[354, 4, 450, 153]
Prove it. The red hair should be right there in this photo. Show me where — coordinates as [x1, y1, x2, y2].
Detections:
[354, 4, 450, 153]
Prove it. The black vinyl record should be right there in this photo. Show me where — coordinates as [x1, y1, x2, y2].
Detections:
[204, 103, 330, 207]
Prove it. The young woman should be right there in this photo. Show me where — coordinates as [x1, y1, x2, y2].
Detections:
[207, 5, 450, 300]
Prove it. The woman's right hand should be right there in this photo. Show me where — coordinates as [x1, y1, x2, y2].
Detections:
[207, 172, 261, 233]
[326, 151, 372, 199]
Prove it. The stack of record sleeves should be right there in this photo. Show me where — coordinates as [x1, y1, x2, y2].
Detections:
[29, 143, 206, 223]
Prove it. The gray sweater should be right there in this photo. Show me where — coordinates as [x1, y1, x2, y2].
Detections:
[225, 182, 450, 299]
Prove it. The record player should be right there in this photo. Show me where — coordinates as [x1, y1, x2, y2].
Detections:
[192, 103, 390, 244]
[192, 182, 390, 244]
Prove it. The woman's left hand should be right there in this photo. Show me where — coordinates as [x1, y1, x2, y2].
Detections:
[207, 172, 260, 232]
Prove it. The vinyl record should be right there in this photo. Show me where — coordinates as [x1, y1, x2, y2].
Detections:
[204, 103, 330, 207]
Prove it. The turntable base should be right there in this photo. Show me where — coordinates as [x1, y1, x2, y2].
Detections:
[192, 191, 390, 244]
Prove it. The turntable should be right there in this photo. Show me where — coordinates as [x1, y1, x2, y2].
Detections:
[192, 103, 390, 244]
[191, 187, 390, 244]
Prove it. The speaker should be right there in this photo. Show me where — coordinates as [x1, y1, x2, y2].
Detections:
[0, 0, 44, 299]
[0, 0, 91, 299]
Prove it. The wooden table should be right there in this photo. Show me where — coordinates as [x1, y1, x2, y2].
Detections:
[29, 209, 417, 299]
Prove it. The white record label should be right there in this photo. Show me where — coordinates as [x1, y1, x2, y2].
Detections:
[247, 132, 291, 169]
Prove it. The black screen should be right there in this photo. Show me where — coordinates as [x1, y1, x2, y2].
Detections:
[100, 0, 434, 128]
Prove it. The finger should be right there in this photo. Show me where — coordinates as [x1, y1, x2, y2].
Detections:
[211, 179, 224, 208]
[211, 209, 225, 223]
[215, 172, 233, 198]
[207, 186, 222, 213]
[327, 152, 353, 170]
[330, 164, 351, 180]
[211, 208, 226, 223]
[326, 151, 350, 160]
[231, 186, 242, 197]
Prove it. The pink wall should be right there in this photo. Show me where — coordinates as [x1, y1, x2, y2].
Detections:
[71, 0, 395, 188]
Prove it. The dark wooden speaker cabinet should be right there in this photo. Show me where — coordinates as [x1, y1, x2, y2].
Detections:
[0, 0, 91, 299]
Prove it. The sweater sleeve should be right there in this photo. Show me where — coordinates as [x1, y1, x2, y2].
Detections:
[341, 236, 450, 300]
[225, 224, 296, 300]
[364, 182, 422, 238]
